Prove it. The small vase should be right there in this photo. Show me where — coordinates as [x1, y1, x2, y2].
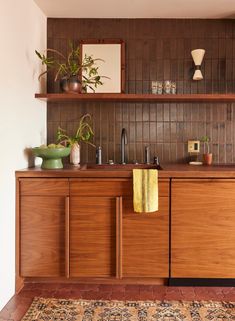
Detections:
[60, 76, 82, 94]
[203, 153, 213, 165]
[70, 143, 80, 166]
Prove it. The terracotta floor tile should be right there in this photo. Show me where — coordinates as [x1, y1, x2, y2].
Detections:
[98, 292, 113, 300]
[0, 283, 234, 321]
[66, 290, 82, 298]
[111, 285, 126, 292]
[138, 290, 154, 300]
[125, 285, 140, 292]
[124, 292, 141, 301]
[98, 284, 113, 292]
[81, 291, 102, 300]
[111, 291, 127, 300]
[164, 289, 184, 301]
[139, 285, 153, 292]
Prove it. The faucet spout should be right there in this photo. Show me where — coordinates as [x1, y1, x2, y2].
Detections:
[121, 128, 128, 164]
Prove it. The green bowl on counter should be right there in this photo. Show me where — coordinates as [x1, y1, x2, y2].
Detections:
[32, 146, 71, 169]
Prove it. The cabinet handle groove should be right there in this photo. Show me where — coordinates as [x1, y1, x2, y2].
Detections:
[65, 196, 70, 278]
[119, 197, 123, 279]
[116, 197, 123, 279]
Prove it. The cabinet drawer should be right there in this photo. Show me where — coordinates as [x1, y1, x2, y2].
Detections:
[20, 179, 69, 196]
[70, 178, 169, 197]
[70, 179, 131, 196]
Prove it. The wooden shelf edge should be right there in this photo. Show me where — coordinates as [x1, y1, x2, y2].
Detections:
[35, 93, 235, 103]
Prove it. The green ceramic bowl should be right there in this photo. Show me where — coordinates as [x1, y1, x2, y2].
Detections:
[32, 147, 71, 169]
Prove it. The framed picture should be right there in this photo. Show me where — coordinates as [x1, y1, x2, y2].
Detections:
[80, 39, 125, 93]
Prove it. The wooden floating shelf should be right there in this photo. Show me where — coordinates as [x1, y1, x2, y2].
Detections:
[35, 93, 235, 103]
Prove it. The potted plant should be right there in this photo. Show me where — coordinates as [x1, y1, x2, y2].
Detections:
[57, 113, 95, 166]
[201, 135, 212, 165]
[35, 42, 106, 93]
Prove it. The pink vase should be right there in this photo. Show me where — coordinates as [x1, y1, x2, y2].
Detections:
[70, 143, 80, 166]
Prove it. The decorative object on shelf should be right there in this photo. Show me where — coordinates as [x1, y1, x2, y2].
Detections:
[191, 49, 205, 81]
[151, 81, 176, 95]
[57, 113, 95, 166]
[60, 75, 82, 94]
[201, 135, 212, 165]
[35, 42, 107, 93]
[171, 81, 177, 94]
[152, 81, 163, 94]
[163, 80, 172, 94]
[32, 144, 71, 169]
[81, 39, 125, 93]
[151, 81, 157, 94]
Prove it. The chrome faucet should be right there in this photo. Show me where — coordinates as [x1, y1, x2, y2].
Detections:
[121, 128, 128, 164]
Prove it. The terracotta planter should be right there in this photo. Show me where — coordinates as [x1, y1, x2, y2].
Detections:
[203, 153, 213, 165]
[70, 143, 80, 166]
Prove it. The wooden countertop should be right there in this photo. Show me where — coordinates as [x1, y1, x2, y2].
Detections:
[15, 164, 235, 178]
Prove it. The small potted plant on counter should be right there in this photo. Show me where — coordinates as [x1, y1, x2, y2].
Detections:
[35, 42, 107, 93]
[201, 135, 212, 165]
[57, 113, 95, 166]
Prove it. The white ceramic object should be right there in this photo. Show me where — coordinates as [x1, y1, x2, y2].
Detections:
[191, 49, 205, 81]
[193, 69, 203, 81]
[70, 142, 80, 166]
[189, 161, 203, 165]
[191, 49, 205, 65]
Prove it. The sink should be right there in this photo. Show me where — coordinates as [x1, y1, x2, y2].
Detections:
[84, 163, 163, 170]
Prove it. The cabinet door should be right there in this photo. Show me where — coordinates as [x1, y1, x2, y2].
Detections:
[70, 197, 117, 277]
[21, 196, 66, 277]
[171, 179, 235, 278]
[122, 181, 169, 278]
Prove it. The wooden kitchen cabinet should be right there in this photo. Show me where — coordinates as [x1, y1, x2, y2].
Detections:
[122, 180, 169, 277]
[18, 176, 170, 281]
[70, 196, 117, 277]
[171, 179, 235, 278]
[69, 179, 124, 278]
[20, 179, 69, 277]
[69, 179, 169, 279]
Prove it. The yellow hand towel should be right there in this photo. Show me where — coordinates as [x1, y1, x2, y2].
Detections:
[133, 169, 158, 213]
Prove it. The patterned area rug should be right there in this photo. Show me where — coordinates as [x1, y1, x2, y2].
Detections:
[21, 297, 235, 321]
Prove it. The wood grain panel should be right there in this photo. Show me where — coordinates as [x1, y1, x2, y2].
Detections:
[20, 196, 65, 277]
[70, 179, 131, 196]
[20, 179, 69, 196]
[123, 197, 169, 277]
[70, 179, 169, 197]
[70, 197, 116, 277]
[171, 179, 235, 278]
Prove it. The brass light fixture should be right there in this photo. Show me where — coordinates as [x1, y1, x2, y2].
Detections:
[191, 49, 205, 81]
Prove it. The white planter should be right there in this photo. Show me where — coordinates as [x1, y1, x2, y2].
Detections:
[70, 143, 80, 166]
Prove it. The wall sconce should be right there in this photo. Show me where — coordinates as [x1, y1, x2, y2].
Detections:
[191, 49, 205, 81]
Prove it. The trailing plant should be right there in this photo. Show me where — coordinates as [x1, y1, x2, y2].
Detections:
[57, 114, 95, 147]
[35, 42, 107, 92]
[201, 135, 210, 154]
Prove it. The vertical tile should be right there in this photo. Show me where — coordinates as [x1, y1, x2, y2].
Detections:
[47, 19, 235, 164]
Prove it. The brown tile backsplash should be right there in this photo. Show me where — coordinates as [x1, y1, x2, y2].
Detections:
[47, 19, 235, 164]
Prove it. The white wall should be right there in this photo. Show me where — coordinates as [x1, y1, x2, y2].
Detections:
[0, 0, 47, 310]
